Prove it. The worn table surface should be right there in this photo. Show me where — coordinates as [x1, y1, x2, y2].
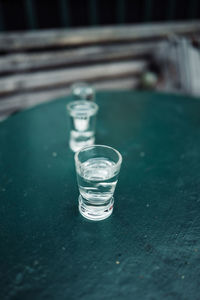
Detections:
[0, 91, 200, 300]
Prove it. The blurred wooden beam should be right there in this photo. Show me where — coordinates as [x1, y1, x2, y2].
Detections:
[0, 21, 199, 51]
[0, 42, 157, 73]
[0, 60, 146, 94]
[0, 78, 139, 114]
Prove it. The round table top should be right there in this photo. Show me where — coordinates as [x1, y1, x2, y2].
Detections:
[1, 91, 200, 300]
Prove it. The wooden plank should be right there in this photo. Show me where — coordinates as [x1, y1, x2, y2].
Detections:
[0, 42, 157, 73]
[95, 78, 139, 90]
[0, 77, 139, 114]
[0, 21, 199, 51]
[0, 60, 147, 94]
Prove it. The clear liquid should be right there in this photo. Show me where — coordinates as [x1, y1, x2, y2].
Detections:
[70, 130, 94, 152]
[69, 114, 95, 152]
[77, 157, 118, 206]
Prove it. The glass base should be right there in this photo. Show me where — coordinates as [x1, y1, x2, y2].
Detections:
[78, 195, 114, 221]
[70, 137, 94, 152]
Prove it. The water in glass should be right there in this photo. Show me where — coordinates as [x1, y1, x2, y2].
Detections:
[67, 101, 98, 152]
[75, 145, 122, 221]
[77, 157, 118, 204]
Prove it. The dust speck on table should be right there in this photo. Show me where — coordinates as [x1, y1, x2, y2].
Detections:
[34, 260, 39, 266]
[14, 273, 23, 285]
[140, 152, 145, 157]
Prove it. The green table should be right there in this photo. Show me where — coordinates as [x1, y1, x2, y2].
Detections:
[1, 91, 200, 300]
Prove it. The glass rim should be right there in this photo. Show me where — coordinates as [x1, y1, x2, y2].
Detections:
[66, 100, 98, 117]
[74, 144, 122, 168]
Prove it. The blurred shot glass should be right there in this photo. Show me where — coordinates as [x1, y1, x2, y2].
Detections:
[71, 82, 95, 101]
[67, 101, 98, 152]
[75, 145, 122, 221]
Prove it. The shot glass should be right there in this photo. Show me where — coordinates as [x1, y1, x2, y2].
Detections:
[74, 145, 122, 221]
[71, 82, 95, 101]
[67, 101, 98, 152]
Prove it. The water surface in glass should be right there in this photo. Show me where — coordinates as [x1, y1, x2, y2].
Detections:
[67, 101, 98, 152]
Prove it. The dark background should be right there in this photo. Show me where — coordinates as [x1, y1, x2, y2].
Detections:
[0, 0, 199, 32]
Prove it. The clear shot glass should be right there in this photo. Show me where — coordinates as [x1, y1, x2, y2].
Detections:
[71, 82, 95, 101]
[67, 101, 98, 152]
[74, 145, 122, 221]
